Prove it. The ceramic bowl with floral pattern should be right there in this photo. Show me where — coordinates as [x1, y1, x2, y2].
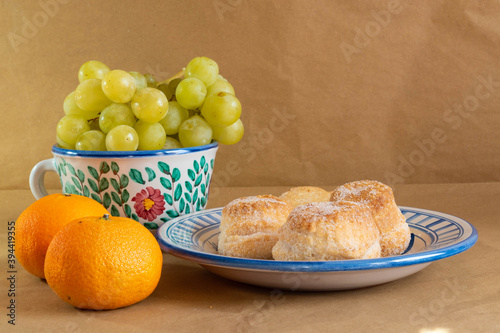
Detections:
[30, 143, 218, 232]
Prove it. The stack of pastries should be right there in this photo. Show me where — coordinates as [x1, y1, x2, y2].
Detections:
[217, 180, 411, 261]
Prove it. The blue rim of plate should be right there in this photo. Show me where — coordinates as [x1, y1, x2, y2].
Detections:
[52, 142, 219, 158]
[157, 206, 478, 272]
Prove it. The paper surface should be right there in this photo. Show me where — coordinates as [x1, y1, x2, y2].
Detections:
[1, 0, 500, 191]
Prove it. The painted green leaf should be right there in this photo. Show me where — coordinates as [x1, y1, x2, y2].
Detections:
[160, 177, 172, 190]
[184, 192, 192, 202]
[88, 166, 99, 180]
[91, 193, 102, 204]
[129, 169, 145, 184]
[179, 198, 185, 213]
[205, 174, 210, 187]
[77, 170, 85, 182]
[88, 179, 99, 192]
[172, 168, 181, 182]
[131, 214, 139, 222]
[164, 193, 173, 205]
[110, 205, 120, 216]
[194, 174, 203, 186]
[122, 189, 130, 202]
[100, 161, 110, 173]
[201, 183, 206, 195]
[120, 174, 129, 187]
[160, 217, 169, 223]
[201, 197, 207, 207]
[111, 192, 122, 206]
[60, 164, 67, 176]
[174, 184, 182, 201]
[188, 169, 196, 181]
[144, 222, 159, 230]
[200, 156, 206, 168]
[67, 164, 76, 176]
[72, 177, 82, 191]
[158, 161, 170, 174]
[103, 192, 111, 209]
[64, 182, 74, 194]
[124, 204, 131, 217]
[193, 160, 200, 173]
[111, 161, 119, 174]
[185, 181, 193, 193]
[99, 178, 109, 191]
[192, 188, 199, 204]
[110, 178, 120, 193]
[166, 210, 179, 218]
[185, 205, 190, 214]
[196, 199, 201, 211]
[83, 185, 90, 197]
[203, 163, 208, 174]
[146, 167, 156, 182]
[210, 159, 214, 169]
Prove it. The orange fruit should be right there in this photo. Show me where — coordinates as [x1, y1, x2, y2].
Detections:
[44, 214, 163, 310]
[16, 193, 108, 279]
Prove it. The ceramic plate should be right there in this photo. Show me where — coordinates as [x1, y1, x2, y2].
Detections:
[157, 206, 478, 291]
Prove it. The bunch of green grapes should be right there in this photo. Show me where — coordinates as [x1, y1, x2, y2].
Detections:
[56, 57, 244, 151]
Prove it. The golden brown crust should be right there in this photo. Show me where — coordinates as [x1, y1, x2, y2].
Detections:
[330, 180, 410, 256]
[279, 186, 331, 208]
[218, 195, 293, 259]
[272, 201, 381, 261]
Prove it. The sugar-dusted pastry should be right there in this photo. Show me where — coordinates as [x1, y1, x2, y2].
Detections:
[279, 186, 331, 208]
[330, 180, 411, 257]
[218, 195, 293, 259]
[272, 201, 381, 261]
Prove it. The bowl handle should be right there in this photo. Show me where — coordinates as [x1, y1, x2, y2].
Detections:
[29, 158, 56, 200]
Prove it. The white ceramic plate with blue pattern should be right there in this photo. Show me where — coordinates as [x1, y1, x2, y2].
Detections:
[157, 206, 478, 290]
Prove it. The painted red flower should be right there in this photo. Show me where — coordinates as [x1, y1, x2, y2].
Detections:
[132, 187, 166, 221]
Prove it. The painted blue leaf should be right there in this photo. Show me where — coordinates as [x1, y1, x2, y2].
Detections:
[160, 177, 172, 190]
[188, 169, 196, 181]
[164, 193, 173, 205]
[158, 161, 170, 174]
[174, 184, 182, 201]
[172, 168, 181, 182]
[129, 169, 145, 185]
[88, 166, 99, 180]
[146, 167, 156, 182]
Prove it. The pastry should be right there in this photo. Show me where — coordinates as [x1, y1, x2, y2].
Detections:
[272, 201, 381, 261]
[279, 186, 331, 208]
[218, 195, 293, 259]
[330, 180, 411, 257]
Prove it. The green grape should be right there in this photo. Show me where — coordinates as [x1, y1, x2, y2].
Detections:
[175, 78, 207, 110]
[88, 118, 100, 130]
[131, 87, 169, 123]
[99, 103, 136, 133]
[168, 78, 182, 93]
[163, 137, 182, 150]
[63, 91, 100, 120]
[134, 120, 166, 150]
[158, 101, 189, 135]
[157, 83, 173, 100]
[56, 115, 91, 146]
[56, 135, 74, 149]
[78, 61, 110, 82]
[212, 119, 244, 145]
[101, 70, 136, 103]
[144, 73, 157, 87]
[129, 71, 148, 90]
[178, 115, 212, 147]
[185, 57, 219, 87]
[201, 92, 241, 127]
[207, 78, 235, 97]
[74, 78, 112, 112]
[105, 125, 139, 151]
[75, 130, 106, 151]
